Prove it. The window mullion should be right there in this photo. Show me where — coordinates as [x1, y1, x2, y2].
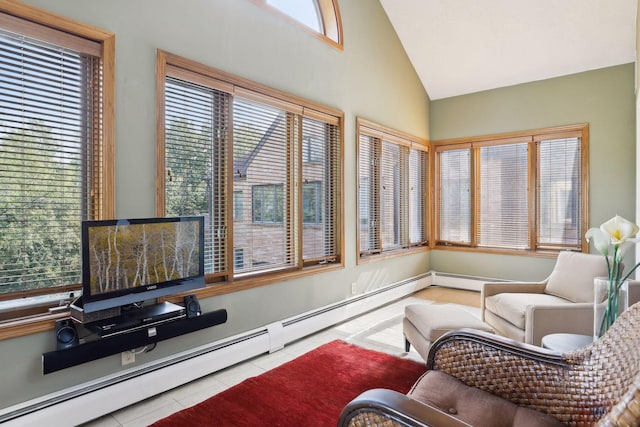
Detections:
[287, 112, 300, 269]
[529, 140, 537, 252]
[374, 137, 383, 253]
[472, 146, 480, 248]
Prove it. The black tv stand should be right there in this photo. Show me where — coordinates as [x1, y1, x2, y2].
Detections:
[85, 301, 186, 337]
[42, 307, 227, 374]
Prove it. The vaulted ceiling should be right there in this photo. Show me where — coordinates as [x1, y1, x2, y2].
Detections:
[379, 0, 637, 100]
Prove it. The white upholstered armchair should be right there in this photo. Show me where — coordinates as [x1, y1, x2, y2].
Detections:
[481, 251, 612, 346]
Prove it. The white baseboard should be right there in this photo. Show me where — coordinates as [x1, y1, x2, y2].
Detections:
[431, 271, 505, 292]
[0, 273, 431, 426]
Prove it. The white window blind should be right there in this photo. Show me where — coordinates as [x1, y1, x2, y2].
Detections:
[357, 120, 428, 259]
[537, 137, 582, 249]
[0, 25, 103, 294]
[164, 77, 229, 275]
[234, 97, 296, 275]
[409, 147, 428, 245]
[381, 141, 402, 250]
[478, 143, 529, 249]
[301, 116, 340, 262]
[438, 148, 471, 244]
[358, 134, 380, 255]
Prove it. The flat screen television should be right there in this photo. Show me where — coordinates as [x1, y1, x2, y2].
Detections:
[80, 216, 205, 314]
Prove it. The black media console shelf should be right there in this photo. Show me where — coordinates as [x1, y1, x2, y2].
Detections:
[42, 309, 227, 374]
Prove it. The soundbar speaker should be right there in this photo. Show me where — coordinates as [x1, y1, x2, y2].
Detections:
[184, 294, 202, 318]
[55, 319, 79, 350]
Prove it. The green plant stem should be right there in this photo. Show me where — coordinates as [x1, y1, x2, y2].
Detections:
[596, 244, 639, 338]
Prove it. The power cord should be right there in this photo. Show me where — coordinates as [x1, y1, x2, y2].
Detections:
[131, 346, 148, 355]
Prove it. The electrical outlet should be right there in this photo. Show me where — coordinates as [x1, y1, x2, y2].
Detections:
[121, 350, 135, 365]
[351, 282, 357, 295]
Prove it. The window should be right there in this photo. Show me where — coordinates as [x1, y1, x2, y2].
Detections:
[266, 0, 321, 32]
[0, 7, 114, 304]
[537, 136, 584, 249]
[435, 125, 588, 253]
[357, 119, 428, 260]
[234, 98, 293, 274]
[158, 51, 343, 288]
[302, 181, 322, 224]
[164, 77, 228, 275]
[437, 148, 471, 244]
[250, 0, 343, 49]
[252, 184, 284, 224]
[479, 142, 528, 249]
[301, 115, 340, 261]
[408, 147, 428, 245]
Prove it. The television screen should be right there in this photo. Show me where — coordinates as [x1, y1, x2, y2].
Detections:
[80, 216, 205, 314]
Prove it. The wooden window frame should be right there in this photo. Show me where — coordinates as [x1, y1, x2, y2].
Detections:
[0, 2, 115, 339]
[356, 118, 429, 263]
[156, 50, 344, 301]
[249, 0, 343, 50]
[432, 124, 589, 256]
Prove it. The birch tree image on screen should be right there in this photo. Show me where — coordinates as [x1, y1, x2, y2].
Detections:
[87, 221, 200, 294]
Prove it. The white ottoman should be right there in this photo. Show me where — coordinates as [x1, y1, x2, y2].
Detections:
[403, 304, 494, 361]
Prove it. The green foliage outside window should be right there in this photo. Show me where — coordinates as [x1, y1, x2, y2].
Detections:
[0, 123, 83, 294]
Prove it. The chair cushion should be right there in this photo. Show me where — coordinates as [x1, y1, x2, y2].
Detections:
[544, 251, 609, 303]
[484, 293, 569, 329]
[409, 370, 564, 427]
[483, 310, 525, 342]
[404, 304, 493, 342]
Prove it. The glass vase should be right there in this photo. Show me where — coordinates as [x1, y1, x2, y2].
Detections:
[593, 277, 629, 340]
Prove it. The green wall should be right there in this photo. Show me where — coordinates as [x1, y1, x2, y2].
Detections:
[1, 0, 430, 410]
[430, 64, 636, 281]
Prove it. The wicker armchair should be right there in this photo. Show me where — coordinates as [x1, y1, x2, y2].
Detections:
[338, 302, 640, 427]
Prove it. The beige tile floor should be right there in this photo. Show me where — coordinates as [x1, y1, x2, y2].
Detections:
[81, 287, 480, 427]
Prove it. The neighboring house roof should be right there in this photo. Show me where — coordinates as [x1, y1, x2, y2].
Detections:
[233, 112, 284, 179]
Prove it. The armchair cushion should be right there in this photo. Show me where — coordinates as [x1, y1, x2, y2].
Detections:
[484, 293, 569, 329]
[543, 251, 609, 303]
[409, 370, 563, 427]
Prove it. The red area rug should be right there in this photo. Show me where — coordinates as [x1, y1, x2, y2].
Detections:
[151, 340, 425, 427]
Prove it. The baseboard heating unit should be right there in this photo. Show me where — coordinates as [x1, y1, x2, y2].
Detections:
[0, 272, 431, 427]
[431, 271, 506, 292]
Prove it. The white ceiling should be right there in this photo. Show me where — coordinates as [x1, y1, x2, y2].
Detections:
[379, 0, 638, 100]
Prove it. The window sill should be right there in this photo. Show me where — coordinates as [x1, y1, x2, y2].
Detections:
[432, 244, 575, 258]
[0, 311, 69, 341]
[358, 245, 429, 265]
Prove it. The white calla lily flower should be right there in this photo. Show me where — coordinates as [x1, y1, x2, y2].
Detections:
[586, 215, 640, 337]
[600, 215, 640, 246]
[585, 227, 609, 256]
[616, 237, 640, 262]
